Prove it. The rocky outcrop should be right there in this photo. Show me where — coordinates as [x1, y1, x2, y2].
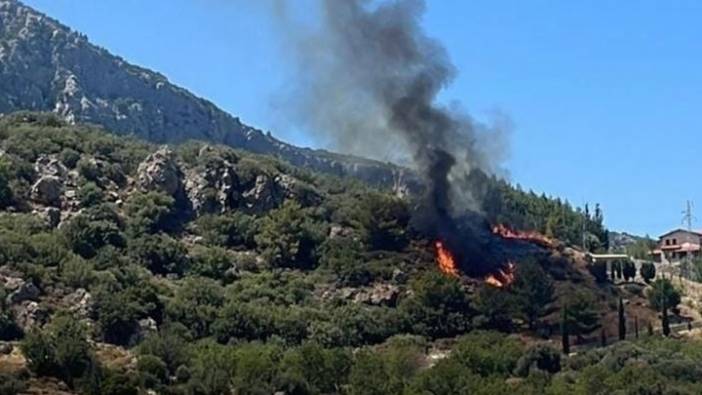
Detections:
[31, 175, 63, 206]
[136, 147, 183, 196]
[184, 146, 239, 214]
[1, 275, 40, 305]
[0, 0, 422, 195]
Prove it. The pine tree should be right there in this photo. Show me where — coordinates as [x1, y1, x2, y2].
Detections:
[561, 305, 570, 355]
[618, 297, 626, 341]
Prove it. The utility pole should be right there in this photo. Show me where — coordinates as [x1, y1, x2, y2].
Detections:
[681, 200, 696, 279]
[682, 200, 696, 232]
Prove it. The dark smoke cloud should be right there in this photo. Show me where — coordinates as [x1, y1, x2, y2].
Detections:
[272, 0, 509, 217]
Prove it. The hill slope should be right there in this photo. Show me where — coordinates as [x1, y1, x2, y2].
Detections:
[0, 0, 419, 192]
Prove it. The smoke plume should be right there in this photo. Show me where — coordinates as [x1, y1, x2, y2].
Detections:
[271, 0, 511, 271]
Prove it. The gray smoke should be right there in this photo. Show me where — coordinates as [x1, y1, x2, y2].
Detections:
[272, 0, 509, 228]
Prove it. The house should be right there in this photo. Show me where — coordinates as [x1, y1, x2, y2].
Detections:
[652, 229, 702, 263]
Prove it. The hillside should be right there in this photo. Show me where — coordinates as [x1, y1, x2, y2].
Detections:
[0, 114, 695, 394]
[0, 0, 419, 192]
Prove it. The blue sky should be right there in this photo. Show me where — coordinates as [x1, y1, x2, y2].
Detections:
[24, 0, 702, 237]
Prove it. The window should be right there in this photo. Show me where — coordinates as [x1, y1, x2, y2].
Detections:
[673, 238, 677, 245]
[666, 239, 670, 246]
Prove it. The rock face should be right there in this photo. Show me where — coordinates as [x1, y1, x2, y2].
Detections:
[0, 0, 422, 195]
[136, 148, 183, 196]
[31, 175, 63, 206]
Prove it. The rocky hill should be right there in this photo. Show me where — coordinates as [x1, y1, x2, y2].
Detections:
[0, 113, 682, 395]
[0, 0, 419, 193]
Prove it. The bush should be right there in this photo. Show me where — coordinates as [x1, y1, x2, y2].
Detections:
[192, 213, 256, 248]
[137, 355, 168, 387]
[61, 210, 125, 259]
[514, 345, 561, 377]
[189, 246, 233, 279]
[128, 234, 189, 275]
[22, 315, 98, 387]
[399, 271, 473, 338]
[124, 192, 177, 235]
[255, 200, 324, 269]
[77, 181, 104, 207]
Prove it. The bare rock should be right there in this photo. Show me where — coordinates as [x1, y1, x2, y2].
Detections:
[242, 175, 282, 213]
[35, 155, 68, 178]
[185, 146, 240, 213]
[137, 147, 183, 196]
[12, 301, 48, 331]
[353, 284, 400, 307]
[63, 288, 93, 318]
[34, 206, 61, 228]
[6, 281, 40, 305]
[0, 342, 12, 355]
[31, 175, 63, 206]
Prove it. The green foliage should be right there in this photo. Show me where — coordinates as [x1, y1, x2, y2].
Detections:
[562, 290, 599, 339]
[22, 315, 99, 388]
[357, 193, 410, 251]
[128, 233, 189, 275]
[399, 271, 473, 338]
[77, 181, 104, 208]
[511, 260, 554, 328]
[189, 245, 233, 280]
[640, 261, 656, 283]
[124, 192, 177, 235]
[588, 260, 608, 283]
[647, 278, 681, 311]
[482, 176, 609, 249]
[473, 284, 514, 331]
[167, 277, 224, 339]
[621, 259, 636, 281]
[255, 200, 324, 269]
[61, 206, 125, 258]
[192, 212, 256, 248]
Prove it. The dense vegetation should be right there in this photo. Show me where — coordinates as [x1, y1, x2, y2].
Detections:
[1, 113, 686, 395]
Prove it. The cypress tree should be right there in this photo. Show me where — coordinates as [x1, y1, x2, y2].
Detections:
[561, 305, 570, 355]
[600, 329, 607, 347]
[618, 297, 626, 341]
[662, 299, 670, 337]
[647, 321, 654, 336]
[634, 316, 639, 339]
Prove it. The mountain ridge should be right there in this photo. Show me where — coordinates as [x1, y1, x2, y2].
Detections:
[0, 0, 420, 193]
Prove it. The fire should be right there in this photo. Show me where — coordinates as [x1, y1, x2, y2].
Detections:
[492, 224, 554, 248]
[484, 261, 516, 288]
[434, 241, 459, 277]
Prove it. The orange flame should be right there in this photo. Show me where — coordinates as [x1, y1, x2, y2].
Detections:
[434, 241, 459, 277]
[492, 224, 554, 248]
[484, 261, 516, 288]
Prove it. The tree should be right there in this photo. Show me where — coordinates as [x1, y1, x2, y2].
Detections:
[255, 200, 323, 269]
[561, 306, 570, 355]
[647, 278, 681, 312]
[618, 297, 626, 341]
[358, 193, 410, 251]
[622, 260, 636, 282]
[640, 261, 656, 283]
[399, 271, 473, 338]
[511, 260, 554, 329]
[662, 299, 671, 337]
[562, 290, 599, 341]
[588, 260, 608, 283]
[128, 234, 189, 275]
[473, 284, 514, 332]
